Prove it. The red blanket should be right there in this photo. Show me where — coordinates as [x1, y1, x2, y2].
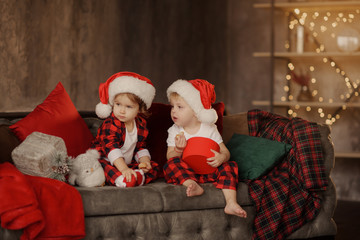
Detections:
[247, 110, 328, 240]
[0, 162, 85, 240]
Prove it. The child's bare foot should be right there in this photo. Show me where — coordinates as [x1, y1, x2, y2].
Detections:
[224, 202, 247, 218]
[183, 180, 204, 197]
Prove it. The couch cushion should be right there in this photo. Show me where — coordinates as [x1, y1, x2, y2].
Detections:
[222, 112, 248, 144]
[150, 181, 252, 212]
[83, 117, 104, 138]
[77, 180, 252, 216]
[9, 82, 94, 157]
[77, 184, 164, 216]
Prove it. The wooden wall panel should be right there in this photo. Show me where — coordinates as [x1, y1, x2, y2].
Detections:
[0, 0, 229, 112]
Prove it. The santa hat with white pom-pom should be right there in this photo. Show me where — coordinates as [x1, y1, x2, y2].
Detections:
[95, 72, 156, 119]
[166, 79, 218, 124]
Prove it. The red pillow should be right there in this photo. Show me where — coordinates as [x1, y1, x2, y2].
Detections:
[9, 82, 94, 157]
[146, 102, 225, 177]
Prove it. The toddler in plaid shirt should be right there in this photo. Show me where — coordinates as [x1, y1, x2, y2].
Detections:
[163, 79, 247, 218]
[91, 72, 159, 187]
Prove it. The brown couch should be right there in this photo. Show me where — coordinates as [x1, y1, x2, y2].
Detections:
[0, 110, 337, 240]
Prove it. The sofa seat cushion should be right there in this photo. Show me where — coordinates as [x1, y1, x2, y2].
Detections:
[149, 181, 252, 212]
[77, 180, 252, 217]
[77, 185, 164, 216]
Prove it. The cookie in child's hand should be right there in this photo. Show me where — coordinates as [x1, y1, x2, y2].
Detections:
[138, 162, 147, 169]
[176, 131, 184, 140]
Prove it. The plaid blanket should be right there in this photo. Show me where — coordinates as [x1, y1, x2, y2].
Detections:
[247, 109, 328, 240]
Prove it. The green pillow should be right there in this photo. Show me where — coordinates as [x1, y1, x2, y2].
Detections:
[226, 134, 292, 180]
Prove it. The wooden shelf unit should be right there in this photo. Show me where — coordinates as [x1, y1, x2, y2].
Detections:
[253, 51, 360, 58]
[254, 1, 360, 11]
[252, 100, 360, 108]
[253, 1, 360, 158]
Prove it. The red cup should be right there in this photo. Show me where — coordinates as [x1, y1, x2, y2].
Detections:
[182, 137, 220, 174]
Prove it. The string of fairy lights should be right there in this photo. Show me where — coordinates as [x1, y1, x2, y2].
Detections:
[281, 7, 360, 125]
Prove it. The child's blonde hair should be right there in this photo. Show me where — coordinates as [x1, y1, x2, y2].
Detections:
[169, 92, 181, 100]
[116, 92, 149, 116]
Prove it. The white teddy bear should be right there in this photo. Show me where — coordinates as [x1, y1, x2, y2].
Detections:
[68, 149, 105, 187]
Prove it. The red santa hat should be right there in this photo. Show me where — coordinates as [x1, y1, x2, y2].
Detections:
[167, 79, 218, 124]
[96, 72, 156, 118]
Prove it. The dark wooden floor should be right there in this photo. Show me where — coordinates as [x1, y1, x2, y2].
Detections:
[333, 200, 360, 240]
[291, 200, 360, 240]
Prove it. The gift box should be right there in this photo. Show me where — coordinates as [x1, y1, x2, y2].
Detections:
[182, 137, 219, 174]
[11, 131, 69, 181]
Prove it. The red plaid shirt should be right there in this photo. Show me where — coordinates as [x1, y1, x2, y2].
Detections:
[247, 109, 328, 240]
[91, 113, 149, 161]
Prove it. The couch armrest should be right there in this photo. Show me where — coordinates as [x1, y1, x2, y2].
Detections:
[317, 124, 335, 177]
[222, 113, 335, 178]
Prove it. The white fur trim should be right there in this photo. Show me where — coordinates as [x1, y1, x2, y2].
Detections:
[108, 76, 155, 109]
[167, 79, 218, 124]
[197, 108, 218, 124]
[95, 102, 112, 119]
[115, 175, 127, 188]
[135, 169, 145, 186]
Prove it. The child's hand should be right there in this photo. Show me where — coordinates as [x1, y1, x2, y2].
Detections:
[206, 149, 226, 168]
[175, 132, 186, 152]
[121, 168, 137, 182]
[138, 161, 151, 173]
